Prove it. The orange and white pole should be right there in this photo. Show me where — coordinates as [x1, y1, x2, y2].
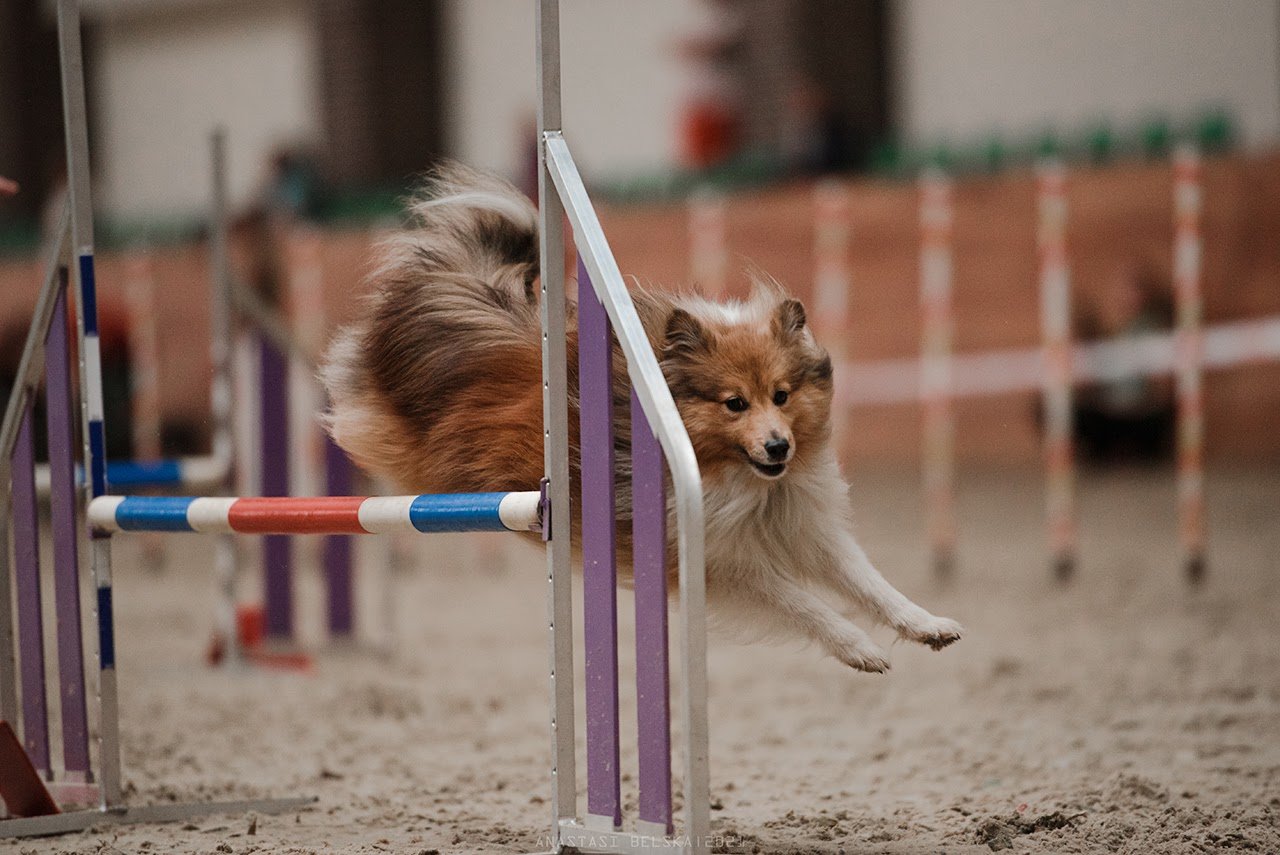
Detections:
[1036, 158, 1077, 581]
[689, 187, 728, 299]
[123, 249, 164, 568]
[1173, 144, 1206, 583]
[919, 168, 956, 578]
[814, 179, 852, 446]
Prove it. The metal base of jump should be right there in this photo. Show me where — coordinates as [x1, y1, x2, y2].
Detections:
[0, 796, 317, 840]
[558, 820, 694, 855]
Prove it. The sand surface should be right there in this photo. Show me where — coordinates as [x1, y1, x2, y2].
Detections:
[9, 467, 1280, 854]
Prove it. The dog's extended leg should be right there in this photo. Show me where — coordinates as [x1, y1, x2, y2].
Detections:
[721, 575, 892, 672]
[822, 532, 963, 651]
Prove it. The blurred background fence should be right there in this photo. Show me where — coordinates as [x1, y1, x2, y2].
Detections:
[2, 0, 1279, 469]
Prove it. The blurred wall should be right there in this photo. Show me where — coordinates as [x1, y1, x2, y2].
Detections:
[442, 0, 699, 182]
[92, 0, 322, 219]
[895, 0, 1280, 148]
[4, 152, 1280, 463]
[88, 0, 699, 218]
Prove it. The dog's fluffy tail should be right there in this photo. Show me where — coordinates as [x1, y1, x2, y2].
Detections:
[321, 163, 545, 491]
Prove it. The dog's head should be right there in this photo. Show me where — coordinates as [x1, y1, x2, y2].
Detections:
[659, 287, 833, 482]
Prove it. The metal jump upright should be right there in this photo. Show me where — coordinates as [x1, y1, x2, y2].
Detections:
[537, 2, 710, 851]
[2, 1, 710, 849]
[0, 0, 313, 835]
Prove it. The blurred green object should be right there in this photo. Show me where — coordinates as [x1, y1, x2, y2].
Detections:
[1140, 117, 1172, 158]
[923, 143, 953, 172]
[0, 220, 40, 258]
[1035, 132, 1062, 161]
[1196, 109, 1234, 153]
[97, 213, 204, 252]
[868, 139, 903, 177]
[981, 135, 1007, 173]
[1085, 123, 1114, 165]
[317, 187, 402, 226]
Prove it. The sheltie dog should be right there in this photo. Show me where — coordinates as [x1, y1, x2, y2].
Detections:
[322, 164, 962, 672]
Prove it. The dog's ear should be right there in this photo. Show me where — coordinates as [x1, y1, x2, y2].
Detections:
[663, 308, 709, 359]
[774, 298, 807, 339]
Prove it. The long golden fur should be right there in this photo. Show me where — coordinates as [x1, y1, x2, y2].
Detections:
[323, 163, 962, 672]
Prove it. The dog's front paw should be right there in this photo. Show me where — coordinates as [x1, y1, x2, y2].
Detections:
[897, 615, 964, 651]
[831, 641, 891, 673]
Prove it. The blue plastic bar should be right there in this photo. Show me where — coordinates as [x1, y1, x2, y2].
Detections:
[408, 492, 510, 533]
[106, 459, 183, 488]
[92, 492, 534, 535]
[114, 496, 197, 532]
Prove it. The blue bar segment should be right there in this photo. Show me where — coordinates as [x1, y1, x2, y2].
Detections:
[408, 492, 510, 533]
[114, 496, 195, 532]
[96, 587, 116, 669]
[88, 420, 108, 496]
[78, 254, 98, 334]
[106, 459, 183, 488]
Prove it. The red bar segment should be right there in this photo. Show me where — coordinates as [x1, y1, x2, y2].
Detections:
[228, 496, 368, 534]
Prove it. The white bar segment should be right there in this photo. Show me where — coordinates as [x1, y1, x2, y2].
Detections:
[180, 454, 233, 491]
[186, 498, 236, 533]
[498, 491, 541, 531]
[83, 335, 103, 421]
[357, 495, 418, 534]
[87, 495, 125, 532]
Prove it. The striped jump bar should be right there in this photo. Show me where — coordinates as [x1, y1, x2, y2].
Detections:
[35, 455, 230, 495]
[88, 491, 542, 536]
[103, 457, 227, 489]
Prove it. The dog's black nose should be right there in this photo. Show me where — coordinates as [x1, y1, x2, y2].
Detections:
[765, 438, 790, 461]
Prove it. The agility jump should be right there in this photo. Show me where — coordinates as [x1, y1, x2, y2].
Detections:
[1, 1, 711, 852]
[35, 127, 371, 657]
[777, 145, 1280, 584]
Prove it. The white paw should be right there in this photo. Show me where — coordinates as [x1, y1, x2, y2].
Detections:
[897, 614, 964, 651]
[831, 641, 891, 673]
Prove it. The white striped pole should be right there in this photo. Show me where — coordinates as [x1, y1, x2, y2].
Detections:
[919, 168, 957, 578]
[88, 492, 544, 536]
[123, 249, 164, 568]
[834, 313, 1280, 407]
[1036, 158, 1077, 581]
[208, 128, 240, 665]
[231, 328, 261, 624]
[286, 227, 325, 499]
[1172, 143, 1206, 583]
[283, 225, 324, 639]
[688, 186, 728, 299]
[813, 179, 852, 447]
[56, 0, 121, 808]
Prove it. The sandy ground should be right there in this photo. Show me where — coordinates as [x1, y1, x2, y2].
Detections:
[8, 467, 1280, 854]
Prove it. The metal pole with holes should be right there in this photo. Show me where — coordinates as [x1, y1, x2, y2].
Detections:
[209, 127, 241, 664]
[536, 2, 578, 847]
[55, 0, 122, 806]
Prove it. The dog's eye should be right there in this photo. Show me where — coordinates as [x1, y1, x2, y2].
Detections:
[773, 390, 789, 406]
[724, 396, 748, 412]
